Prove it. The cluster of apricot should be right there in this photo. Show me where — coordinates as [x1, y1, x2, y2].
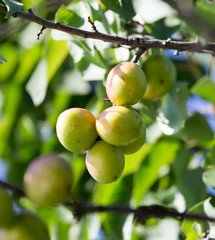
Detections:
[56, 61, 148, 184]
[56, 54, 176, 184]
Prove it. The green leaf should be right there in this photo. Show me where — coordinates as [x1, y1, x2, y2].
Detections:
[203, 145, 215, 167]
[13, 44, 42, 84]
[100, 0, 135, 20]
[178, 168, 207, 208]
[0, 54, 7, 63]
[133, 140, 180, 205]
[195, 1, 215, 30]
[203, 167, 215, 188]
[55, 5, 84, 27]
[44, 39, 68, 83]
[0, 43, 19, 82]
[161, 82, 189, 134]
[145, 18, 180, 39]
[172, 147, 191, 181]
[180, 113, 214, 141]
[0, 84, 22, 157]
[2, 0, 23, 18]
[124, 143, 153, 176]
[100, 0, 121, 14]
[25, 60, 47, 106]
[191, 76, 215, 104]
[182, 200, 209, 239]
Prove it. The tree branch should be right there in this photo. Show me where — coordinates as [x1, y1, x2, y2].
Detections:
[0, 4, 215, 54]
[1, 179, 215, 224]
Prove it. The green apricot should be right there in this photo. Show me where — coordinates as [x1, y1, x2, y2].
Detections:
[86, 141, 125, 184]
[96, 106, 143, 146]
[142, 54, 176, 100]
[106, 62, 147, 106]
[0, 212, 50, 240]
[0, 188, 14, 227]
[24, 154, 73, 206]
[120, 123, 146, 154]
[56, 108, 98, 153]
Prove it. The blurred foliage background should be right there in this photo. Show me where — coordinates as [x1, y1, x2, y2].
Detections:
[0, 0, 215, 239]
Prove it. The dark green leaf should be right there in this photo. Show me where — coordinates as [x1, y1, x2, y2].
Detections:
[203, 145, 215, 167]
[180, 113, 214, 141]
[191, 76, 215, 104]
[100, 0, 135, 20]
[172, 147, 191, 181]
[2, 0, 23, 18]
[178, 168, 207, 208]
[145, 18, 180, 39]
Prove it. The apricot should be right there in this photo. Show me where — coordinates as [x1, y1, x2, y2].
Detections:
[120, 123, 146, 154]
[86, 141, 125, 183]
[106, 62, 147, 106]
[0, 188, 14, 227]
[24, 154, 73, 206]
[56, 108, 98, 152]
[0, 212, 50, 240]
[96, 106, 142, 146]
[142, 54, 176, 100]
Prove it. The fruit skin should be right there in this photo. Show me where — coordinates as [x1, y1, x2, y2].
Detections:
[0, 188, 14, 227]
[120, 123, 146, 155]
[142, 54, 176, 100]
[86, 141, 125, 184]
[106, 62, 147, 106]
[24, 154, 73, 206]
[0, 211, 50, 240]
[96, 106, 143, 146]
[56, 108, 98, 153]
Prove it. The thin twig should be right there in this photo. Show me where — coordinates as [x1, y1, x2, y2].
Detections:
[0, 4, 215, 53]
[88, 16, 98, 32]
[0, 179, 25, 196]
[1, 179, 215, 224]
[37, 26, 46, 40]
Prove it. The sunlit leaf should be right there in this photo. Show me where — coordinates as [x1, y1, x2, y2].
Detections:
[191, 76, 215, 104]
[161, 82, 188, 134]
[203, 168, 215, 188]
[55, 5, 84, 27]
[25, 60, 47, 106]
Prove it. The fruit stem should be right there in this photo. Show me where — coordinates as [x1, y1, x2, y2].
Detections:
[131, 47, 146, 63]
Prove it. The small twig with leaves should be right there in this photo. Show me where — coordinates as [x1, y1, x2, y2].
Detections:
[1, 179, 215, 224]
